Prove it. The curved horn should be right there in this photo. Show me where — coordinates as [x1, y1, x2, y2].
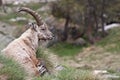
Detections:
[18, 7, 43, 26]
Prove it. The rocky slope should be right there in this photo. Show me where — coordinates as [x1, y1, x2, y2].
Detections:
[0, 22, 15, 51]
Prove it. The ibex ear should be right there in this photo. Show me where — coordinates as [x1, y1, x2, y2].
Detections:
[28, 22, 38, 32]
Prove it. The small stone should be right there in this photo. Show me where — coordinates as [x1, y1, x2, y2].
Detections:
[9, 17, 27, 22]
[93, 70, 108, 75]
[55, 65, 64, 71]
[103, 74, 120, 79]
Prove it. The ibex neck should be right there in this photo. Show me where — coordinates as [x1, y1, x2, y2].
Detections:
[20, 29, 39, 51]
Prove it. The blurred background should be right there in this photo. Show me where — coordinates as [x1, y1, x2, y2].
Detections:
[0, 0, 120, 80]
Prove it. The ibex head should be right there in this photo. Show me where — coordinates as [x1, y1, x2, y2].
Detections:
[18, 7, 53, 41]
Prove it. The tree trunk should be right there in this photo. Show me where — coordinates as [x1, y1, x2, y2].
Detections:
[0, 0, 6, 13]
[92, 2, 99, 36]
[62, 14, 70, 41]
[0, 0, 2, 6]
[101, 0, 106, 37]
[85, 0, 95, 44]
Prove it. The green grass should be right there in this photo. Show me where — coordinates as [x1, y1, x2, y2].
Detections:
[96, 27, 120, 53]
[33, 68, 98, 80]
[36, 47, 53, 72]
[0, 54, 26, 80]
[49, 42, 83, 56]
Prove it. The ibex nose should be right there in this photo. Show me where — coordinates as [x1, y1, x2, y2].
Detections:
[48, 33, 54, 40]
[49, 35, 54, 40]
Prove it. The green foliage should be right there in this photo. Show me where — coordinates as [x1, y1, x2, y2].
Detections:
[0, 55, 26, 80]
[51, 0, 84, 23]
[33, 68, 98, 80]
[50, 42, 83, 56]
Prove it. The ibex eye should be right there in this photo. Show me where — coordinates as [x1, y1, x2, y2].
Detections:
[41, 28, 45, 30]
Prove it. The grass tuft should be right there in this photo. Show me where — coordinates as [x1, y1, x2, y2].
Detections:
[0, 54, 26, 80]
[36, 47, 53, 72]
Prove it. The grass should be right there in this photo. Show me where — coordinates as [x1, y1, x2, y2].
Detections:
[49, 42, 83, 56]
[36, 47, 53, 72]
[0, 54, 26, 80]
[96, 27, 120, 53]
[33, 68, 98, 80]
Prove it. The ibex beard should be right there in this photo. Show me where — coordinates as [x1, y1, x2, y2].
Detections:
[1, 7, 53, 77]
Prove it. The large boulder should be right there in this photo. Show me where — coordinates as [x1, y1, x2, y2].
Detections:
[0, 22, 15, 51]
[73, 38, 87, 46]
[0, 34, 14, 51]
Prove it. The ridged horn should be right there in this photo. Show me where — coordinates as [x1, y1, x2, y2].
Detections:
[18, 7, 43, 26]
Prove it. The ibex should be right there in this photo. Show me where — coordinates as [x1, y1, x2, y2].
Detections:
[1, 7, 53, 77]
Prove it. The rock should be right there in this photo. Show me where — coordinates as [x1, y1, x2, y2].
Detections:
[55, 65, 64, 71]
[99, 23, 120, 31]
[5, 7, 13, 13]
[45, 16, 56, 25]
[39, 0, 57, 3]
[93, 70, 120, 80]
[3, 0, 57, 4]
[3, 0, 39, 4]
[13, 1, 26, 5]
[74, 38, 86, 46]
[0, 22, 15, 51]
[93, 70, 108, 75]
[0, 22, 16, 36]
[37, 6, 50, 12]
[9, 18, 16, 22]
[0, 34, 14, 51]
[103, 74, 120, 79]
[9, 17, 27, 22]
